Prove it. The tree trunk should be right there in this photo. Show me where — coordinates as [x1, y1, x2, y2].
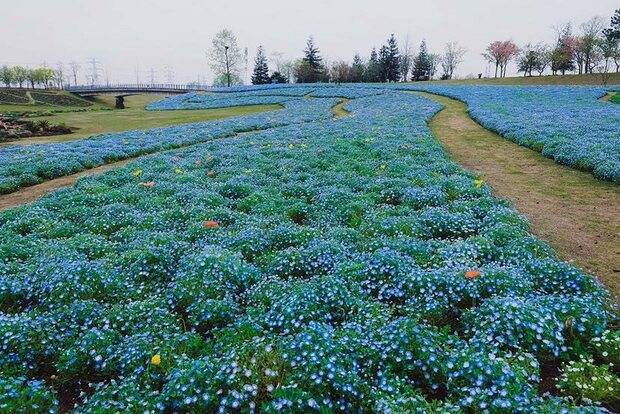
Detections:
[494, 63, 498, 78]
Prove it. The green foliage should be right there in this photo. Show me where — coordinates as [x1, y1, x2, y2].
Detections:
[252, 46, 271, 85]
[557, 356, 620, 405]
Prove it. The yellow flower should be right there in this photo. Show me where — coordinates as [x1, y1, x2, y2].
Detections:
[288, 143, 294, 149]
[379, 164, 386, 171]
[132, 169, 143, 177]
[151, 354, 161, 366]
[474, 178, 484, 189]
[175, 167, 183, 174]
[123, 140, 129, 144]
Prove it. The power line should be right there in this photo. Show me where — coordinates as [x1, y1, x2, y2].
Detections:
[88, 58, 102, 86]
[164, 64, 174, 84]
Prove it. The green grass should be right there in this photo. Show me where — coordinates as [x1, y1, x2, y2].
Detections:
[417, 91, 620, 297]
[331, 98, 351, 118]
[0, 89, 109, 114]
[610, 93, 620, 104]
[1, 94, 282, 145]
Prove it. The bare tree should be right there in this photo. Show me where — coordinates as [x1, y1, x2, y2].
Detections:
[534, 44, 551, 76]
[428, 53, 440, 80]
[579, 16, 605, 73]
[69, 61, 80, 86]
[270, 51, 294, 83]
[55, 61, 64, 88]
[440, 42, 466, 79]
[330, 61, 352, 83]
[399, 35, 413, 82]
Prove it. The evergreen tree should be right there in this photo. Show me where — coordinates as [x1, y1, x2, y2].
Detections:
[251, 46, 270, 85]
[270, 71, 287, 84]
[365, 48, 381, 82]
[411, 40, 432, 81]
[603, 8, 620, 40]
[351, 54, 365, 83]
[385, 34, 401, 81]
[299, 36, 324, 83]
[378, 45, 390, 82]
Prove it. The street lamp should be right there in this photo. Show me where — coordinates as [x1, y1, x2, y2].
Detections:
[224, 45, 231, 87]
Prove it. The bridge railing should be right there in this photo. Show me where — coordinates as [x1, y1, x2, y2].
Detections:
[65, 83, 214, 92]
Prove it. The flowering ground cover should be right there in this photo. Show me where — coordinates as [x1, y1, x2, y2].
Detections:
[399, 85, 620, 183]
[0, 89, 617, 413]
[0, 97, 337, 194]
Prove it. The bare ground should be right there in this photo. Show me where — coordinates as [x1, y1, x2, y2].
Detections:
[0, 159, 132, 211]
[418, 92, 620, 298]
[332, 98, 352, 118]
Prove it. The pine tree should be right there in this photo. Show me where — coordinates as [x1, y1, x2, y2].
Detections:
[379, 45, 390, 82]
[603, 8, 620, 40]
[301, 36, 324, 83]
[365, 48, 381, 82]
[412, 40, 432, 81]
[385, 34, 401, 82]
[351, 54, 365, 82]
[251, 46, 270, 85]
[270, 71, 287, 84]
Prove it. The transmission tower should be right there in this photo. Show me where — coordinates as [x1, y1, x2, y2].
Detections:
[88, 58, 102, 86]
[163, 64, 174, 84]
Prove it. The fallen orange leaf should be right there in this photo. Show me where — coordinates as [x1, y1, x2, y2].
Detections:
[465, 269, 481, 280]
[203, 220, 219, 229]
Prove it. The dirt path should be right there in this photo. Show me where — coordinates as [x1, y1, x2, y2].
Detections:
[0, 159, 133, 211]
[0, 104, 349, 211]
[418, 92, 620, 297]
[332, 98, 352, 118]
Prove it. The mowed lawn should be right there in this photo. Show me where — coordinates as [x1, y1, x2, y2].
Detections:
[1, 94, 282, 145]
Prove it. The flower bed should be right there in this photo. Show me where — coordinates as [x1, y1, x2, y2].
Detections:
[0, 97, 336, 194]
[401, 85, 620, 183]
[0, 90, 616, 412]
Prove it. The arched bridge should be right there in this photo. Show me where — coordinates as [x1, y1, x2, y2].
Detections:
[65, 84, 211, 108]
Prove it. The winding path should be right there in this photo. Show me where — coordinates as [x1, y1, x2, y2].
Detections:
[418, 91, 620, 297]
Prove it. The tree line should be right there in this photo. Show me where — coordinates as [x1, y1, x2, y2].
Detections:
[247, 35, 466, 85]
[0, 66, 57, 89]
[206, 8, 619, 86]
[485, 11, 620, 78]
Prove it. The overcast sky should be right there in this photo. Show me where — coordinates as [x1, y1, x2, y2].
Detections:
[1, 0, 617, 84]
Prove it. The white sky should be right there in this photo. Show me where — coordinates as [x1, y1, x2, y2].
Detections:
[1, 0, 617, 84]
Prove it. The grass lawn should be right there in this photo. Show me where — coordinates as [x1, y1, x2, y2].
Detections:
[331, 98, 351, 118]
[418, 91, 620, 297]
[1, 94, 282, 145]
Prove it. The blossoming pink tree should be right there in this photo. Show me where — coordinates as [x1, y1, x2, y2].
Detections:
[483, 40, 519, 77]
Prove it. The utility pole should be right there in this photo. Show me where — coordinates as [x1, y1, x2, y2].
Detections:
[135, 65, 141, 85]
[224, 45, 231, 87]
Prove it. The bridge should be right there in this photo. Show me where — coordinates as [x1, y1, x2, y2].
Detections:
[65, 84, 212, 108]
